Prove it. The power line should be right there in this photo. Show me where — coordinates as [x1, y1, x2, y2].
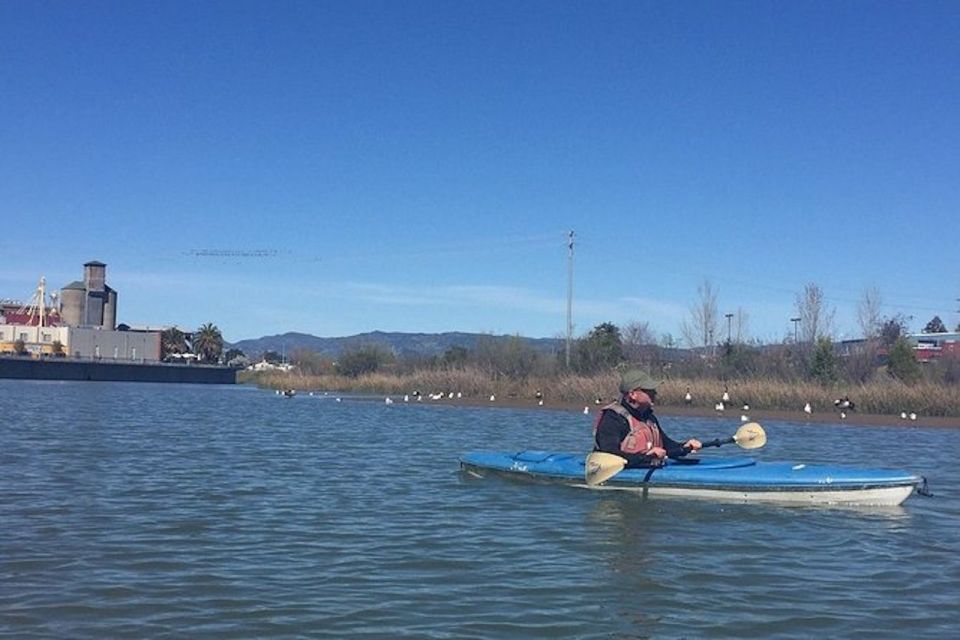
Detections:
[185, 249, 280, 258]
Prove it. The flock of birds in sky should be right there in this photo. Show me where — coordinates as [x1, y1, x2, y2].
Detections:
[276, 385, 921, 421]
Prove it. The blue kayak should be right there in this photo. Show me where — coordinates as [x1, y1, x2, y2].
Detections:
[459, 451, 924, 506]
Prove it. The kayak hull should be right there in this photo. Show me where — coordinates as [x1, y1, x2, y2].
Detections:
[459, 451, 922, 507]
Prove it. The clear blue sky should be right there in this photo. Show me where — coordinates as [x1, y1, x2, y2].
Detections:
[2, 1, 958, 344]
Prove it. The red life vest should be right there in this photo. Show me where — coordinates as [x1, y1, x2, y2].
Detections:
[594, 402, 663, 455]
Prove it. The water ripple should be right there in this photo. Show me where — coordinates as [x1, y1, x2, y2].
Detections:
[1, 381, 958, 638]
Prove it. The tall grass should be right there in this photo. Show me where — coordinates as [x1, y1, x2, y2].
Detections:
[241, 367, 960, 417]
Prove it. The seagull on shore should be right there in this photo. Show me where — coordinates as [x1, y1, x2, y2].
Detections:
[715, 401, 725, 412]
[583, 406, 590, 414]
[684, 387, 692, 404]
[722, 386, 730, 403]
[489, 394, 496, 402]
[803, 402, 812, 415]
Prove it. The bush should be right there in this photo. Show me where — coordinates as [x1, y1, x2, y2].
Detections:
[809, 337, 839, 385]
[887, 337, 921, 384]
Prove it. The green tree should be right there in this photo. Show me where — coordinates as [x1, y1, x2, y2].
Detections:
[192, 323, 224, 363]
[51, 340, 65, 357]
[923, 316, 947, 333]
[809, 336, 839, 384]
[887, 336, 921, 384]
[161, 327, 189, 360]
[575, 322, 623, 373]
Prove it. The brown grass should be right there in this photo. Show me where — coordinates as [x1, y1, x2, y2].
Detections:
[240, 368, 960, 417]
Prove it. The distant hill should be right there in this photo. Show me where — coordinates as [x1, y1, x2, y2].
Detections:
[229, 331, 565, 359]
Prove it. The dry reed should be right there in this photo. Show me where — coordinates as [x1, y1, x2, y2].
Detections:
[240, 368, 960, 417]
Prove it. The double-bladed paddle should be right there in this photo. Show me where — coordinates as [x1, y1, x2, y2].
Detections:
[584, 421, 767, 486]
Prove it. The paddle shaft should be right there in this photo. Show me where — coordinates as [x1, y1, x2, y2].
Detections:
[693, 436, 735, 449]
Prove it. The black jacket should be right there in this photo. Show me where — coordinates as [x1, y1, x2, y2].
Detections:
[594, 398, 690, 468]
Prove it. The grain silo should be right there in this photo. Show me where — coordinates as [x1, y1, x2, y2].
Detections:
[59, 261, 117, 329]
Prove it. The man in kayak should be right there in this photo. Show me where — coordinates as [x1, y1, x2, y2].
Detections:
[594, 369, 702, 468]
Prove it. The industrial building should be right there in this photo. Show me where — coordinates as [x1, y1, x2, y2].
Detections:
[0, 261, 160, 362]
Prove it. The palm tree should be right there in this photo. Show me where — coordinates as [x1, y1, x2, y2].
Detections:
[192, 323, 224, 363]
[161, 327, 189, 360]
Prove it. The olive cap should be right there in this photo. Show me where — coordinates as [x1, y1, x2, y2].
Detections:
[618, 369, 661, 394]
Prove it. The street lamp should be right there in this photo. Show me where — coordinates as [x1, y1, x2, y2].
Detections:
[790, 317, 801, 344]
[725, 313, 734, 344]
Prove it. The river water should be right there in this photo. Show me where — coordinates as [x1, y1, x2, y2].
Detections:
[1, 380, 957, 638]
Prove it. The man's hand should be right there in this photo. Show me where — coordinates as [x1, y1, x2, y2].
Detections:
[683, 439, 703, 451]
[647, 446, 667, 460]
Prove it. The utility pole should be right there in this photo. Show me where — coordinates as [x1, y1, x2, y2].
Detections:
[725, 312, 733, 345]
[565, 230, 574, 369]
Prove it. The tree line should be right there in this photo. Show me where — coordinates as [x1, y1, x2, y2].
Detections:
[246, 317, 956, 388]
[198, 279, 960, 386]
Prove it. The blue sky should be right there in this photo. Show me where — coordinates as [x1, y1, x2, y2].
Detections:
[2, 0, 958, 344]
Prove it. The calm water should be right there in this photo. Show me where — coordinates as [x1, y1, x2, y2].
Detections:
[1, 380, 958, 639]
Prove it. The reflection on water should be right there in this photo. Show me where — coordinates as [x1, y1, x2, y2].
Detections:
[1, 380, 958, 639]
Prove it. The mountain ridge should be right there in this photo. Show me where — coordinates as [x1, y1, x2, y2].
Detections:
[229, 330, 565, 359]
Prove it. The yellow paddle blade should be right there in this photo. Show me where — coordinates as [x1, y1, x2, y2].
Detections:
[585, 452, 626, 486]
[733, 422, 767, 449]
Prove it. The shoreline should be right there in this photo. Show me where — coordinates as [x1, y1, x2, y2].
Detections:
[374, 394, 960, 429]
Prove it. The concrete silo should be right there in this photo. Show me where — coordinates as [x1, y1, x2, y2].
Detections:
[59, 261, 117, 329]
[59, 282, 85, 327]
